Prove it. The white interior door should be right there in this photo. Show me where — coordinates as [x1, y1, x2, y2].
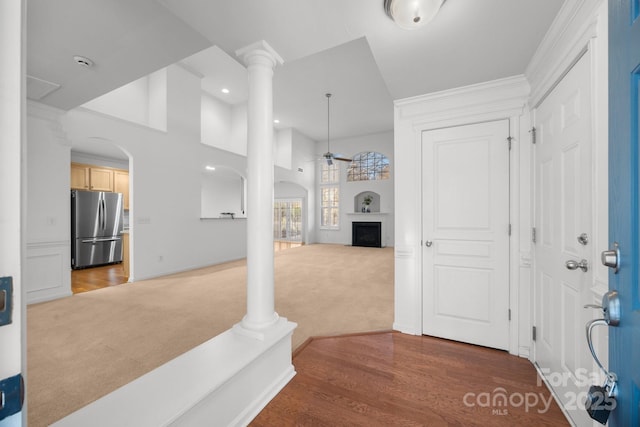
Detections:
[422, 120, 510, 350]
[533, 51, 593, 426]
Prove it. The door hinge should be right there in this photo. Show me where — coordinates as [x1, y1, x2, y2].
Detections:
[530, 127, 537, 144]
[532, 227, 537, 243]
[507, 136, 513, 150]
[508, 309, 511, 321]
[532, 326, 537, 341]
[508, 224, 512, 236]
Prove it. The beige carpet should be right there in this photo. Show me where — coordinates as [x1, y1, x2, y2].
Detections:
[27, 244, 394, 426]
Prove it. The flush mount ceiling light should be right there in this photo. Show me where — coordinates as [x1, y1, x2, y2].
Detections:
[384, 0, 445, 30]
[221, 88, 230, 94]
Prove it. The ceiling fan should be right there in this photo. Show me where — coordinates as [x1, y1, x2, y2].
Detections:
[321, 93, 352, 166]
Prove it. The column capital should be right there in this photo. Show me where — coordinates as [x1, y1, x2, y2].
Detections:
[235, 40, 284, 68]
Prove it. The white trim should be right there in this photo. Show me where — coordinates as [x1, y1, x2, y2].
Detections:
[534, 362, 577, 426]
[25, 241, 72, 304]
[394, 76, 530, 356]
[526, 0, 604, 107]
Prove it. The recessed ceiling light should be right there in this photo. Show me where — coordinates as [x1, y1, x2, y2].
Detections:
[274, 119, 280, 124]
[205, 165, 216, 171]
[73, 55, 94, 68]
[221, 88, 230, 94]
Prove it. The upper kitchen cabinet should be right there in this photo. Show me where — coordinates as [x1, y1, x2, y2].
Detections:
[70, 163, 130, 201]
[88, 167, 114, 191]
[71, 163, 114, 191]
[70, 163, 90, 190]
[114, 169, 129, 210]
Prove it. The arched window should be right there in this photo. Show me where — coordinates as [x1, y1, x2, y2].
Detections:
[347, 151, 390, 181]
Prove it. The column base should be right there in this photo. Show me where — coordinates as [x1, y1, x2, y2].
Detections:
[235, 313, 284, 340]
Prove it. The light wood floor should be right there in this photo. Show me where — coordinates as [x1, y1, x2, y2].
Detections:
[72, 241, 304, 293]
[252, 332, 570, 426]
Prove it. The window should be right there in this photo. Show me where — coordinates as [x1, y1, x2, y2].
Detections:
[347, 151, 390, 181]
[320, 163, 339, 228]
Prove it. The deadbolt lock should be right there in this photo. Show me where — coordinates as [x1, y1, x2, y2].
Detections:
[601, 242, 620, 274]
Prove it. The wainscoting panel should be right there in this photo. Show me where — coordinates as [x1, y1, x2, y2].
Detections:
[26, 241, 72, 304]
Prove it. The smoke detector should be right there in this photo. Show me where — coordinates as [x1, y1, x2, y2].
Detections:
[73, 55, 94, 68]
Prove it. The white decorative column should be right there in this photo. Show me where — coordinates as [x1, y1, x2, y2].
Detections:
[236, 41, 283, 331]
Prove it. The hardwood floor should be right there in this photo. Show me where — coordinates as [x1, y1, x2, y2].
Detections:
[252, 332, 570, 427]
[71, 263, 126, 294]
[274, 240, 303, 252]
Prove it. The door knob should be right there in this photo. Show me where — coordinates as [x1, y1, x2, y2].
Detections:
[601, 242, 620, 274]
[566, 259, 588, 272]
[425, 240, 433, 247]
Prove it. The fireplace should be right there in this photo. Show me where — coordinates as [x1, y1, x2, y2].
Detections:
[352, 222, 382, 248]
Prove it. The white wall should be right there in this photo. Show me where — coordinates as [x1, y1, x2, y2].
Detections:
[201, 170, 244, 218]
[70, 151, 129, 170]
[201, 92, 232, 151]
[26, 103, 73, 303]
[82, 69, 167, 131]
[315, 131, 394, 246]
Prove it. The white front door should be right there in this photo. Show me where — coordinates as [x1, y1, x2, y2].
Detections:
[422, 119, 510, 350]
[533, 51, 593, 426]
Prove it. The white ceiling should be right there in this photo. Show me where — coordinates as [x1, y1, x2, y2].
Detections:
[27, 0, 564, 150]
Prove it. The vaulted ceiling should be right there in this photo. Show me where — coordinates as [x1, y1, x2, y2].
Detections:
[27, 0, 564, 144]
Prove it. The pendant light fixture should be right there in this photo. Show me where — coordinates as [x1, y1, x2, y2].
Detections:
[384, 0, 446, 30]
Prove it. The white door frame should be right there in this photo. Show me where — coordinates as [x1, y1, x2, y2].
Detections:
[393, 76, 530, 356]
[0, 1, 26, 425]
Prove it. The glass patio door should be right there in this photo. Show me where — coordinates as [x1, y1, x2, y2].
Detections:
[274, 199, 303, 242]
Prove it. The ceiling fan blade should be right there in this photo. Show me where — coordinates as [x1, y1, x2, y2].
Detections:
[333, 155, 352, 162]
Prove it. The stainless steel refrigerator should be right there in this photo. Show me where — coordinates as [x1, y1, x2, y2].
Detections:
[71, 190, 124, 269]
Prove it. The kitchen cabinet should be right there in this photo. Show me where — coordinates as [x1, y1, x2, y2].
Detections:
[114, 170, 130, 210]
[88, 167, 114, 191]
[70, 163, 114, 192]
[70, 163, 90, 190]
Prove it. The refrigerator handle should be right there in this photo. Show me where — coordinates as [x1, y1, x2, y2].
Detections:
[101, 199, 106, 231]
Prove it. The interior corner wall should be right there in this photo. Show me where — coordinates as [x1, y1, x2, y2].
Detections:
[315, 130, 395, 247]
[201, 92, 232, 151]
[392, 76, 530, 356]
[25, 102, 73, 303]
